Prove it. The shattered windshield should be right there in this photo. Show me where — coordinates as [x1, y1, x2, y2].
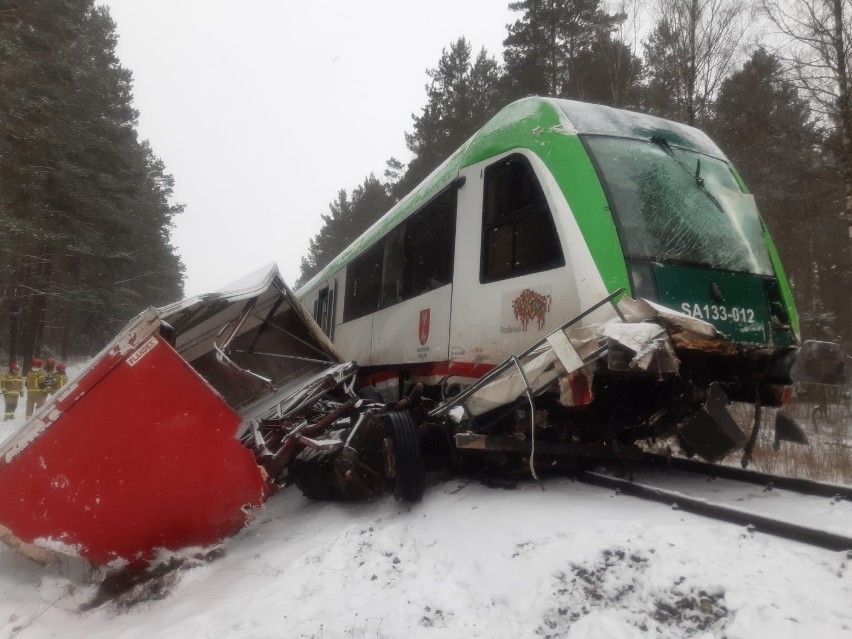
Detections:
[584, 136, 774, 276]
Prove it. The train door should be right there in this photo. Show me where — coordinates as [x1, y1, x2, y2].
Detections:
[450, 151, 579, 369]
[368, 185, 459, 374]
[313, 282, 336, 340]
[334, 247, 380, 366]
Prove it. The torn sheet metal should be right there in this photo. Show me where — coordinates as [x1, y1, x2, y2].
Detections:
[464, 347, 563, 416]
[0, 264, 346, 566]
[430, 291, 617, 418]
[618, 297, 720, 339]
[440, 295, 721, 419]
[602, 322, 666, 354]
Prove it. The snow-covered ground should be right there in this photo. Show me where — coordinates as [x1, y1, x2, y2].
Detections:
[1, 473, 850, 638]
[1, 366, 851, 638]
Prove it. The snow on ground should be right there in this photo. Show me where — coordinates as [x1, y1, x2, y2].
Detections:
[0, 411, 29, 450]
[1, 473, 850, 639]
[1, 366, 850, 637]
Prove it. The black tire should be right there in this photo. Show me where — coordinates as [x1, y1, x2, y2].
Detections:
[358, 385, 384, 402]
[289, 454, 336, 501]
[388, 411, 425, 502]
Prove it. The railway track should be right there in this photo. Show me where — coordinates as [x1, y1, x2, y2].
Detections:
[576, 455, 852, 553]
[641, 452, 852, 501]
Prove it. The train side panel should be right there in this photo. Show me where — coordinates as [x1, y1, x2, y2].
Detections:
[448, 149, 612, 369]
[370, 285, 453, 365]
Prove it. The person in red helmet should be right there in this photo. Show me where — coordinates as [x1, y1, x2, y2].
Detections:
[25, 358, 47, 417]
[1, 362, 23, 420]
[54, 362, 69, 393]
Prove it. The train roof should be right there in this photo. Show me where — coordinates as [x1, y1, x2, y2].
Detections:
[298, 97, 727, 295]
[553, 99, 723, 156]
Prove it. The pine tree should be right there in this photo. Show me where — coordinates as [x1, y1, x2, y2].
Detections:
[712, 49, 847, 341]
[563, 39, 643, 107]
[761, 0, 852, 227]
[759, 1, 852, 345]
[502, 0, 629, 102]
[297, 175, 394, 287]
[0, 1, 184, 362]
[300, 40, 502, 288]
[395, 39, 504, 196]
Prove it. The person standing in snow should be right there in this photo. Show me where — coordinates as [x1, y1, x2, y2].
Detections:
[53, 362, 68, 393]
[25, 358, 47, 417]
[1, 362, 23, 421]
[42, 357, 57, 396]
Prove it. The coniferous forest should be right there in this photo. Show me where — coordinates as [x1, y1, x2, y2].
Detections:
[2, 0, 850, 368]
[300, 0, 852, 352]
[0, 0, 184, 365]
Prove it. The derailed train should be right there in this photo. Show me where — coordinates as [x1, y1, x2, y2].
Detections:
[299, 96, 844, 463]
[0, 98, 845, 569]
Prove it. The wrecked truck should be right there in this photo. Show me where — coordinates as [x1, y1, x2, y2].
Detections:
[0, 265, 424, 567]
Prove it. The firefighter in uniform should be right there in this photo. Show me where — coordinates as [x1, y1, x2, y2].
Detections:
[25, 358, 47, 417]
[1, 362, 23, 421]
[53, 362, 68, 392]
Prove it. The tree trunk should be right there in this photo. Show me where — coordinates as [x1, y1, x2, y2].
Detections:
[832, 0, 852, 223]
[4, 264, 21, 365]
[686, 0, 698, 125]
[19, 255, 52, 371]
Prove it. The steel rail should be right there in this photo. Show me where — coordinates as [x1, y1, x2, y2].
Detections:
[577, 470, 852, 553]
[641, 453, 852, 501]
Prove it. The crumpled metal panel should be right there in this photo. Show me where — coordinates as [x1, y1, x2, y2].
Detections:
[0, 333, 267, 566]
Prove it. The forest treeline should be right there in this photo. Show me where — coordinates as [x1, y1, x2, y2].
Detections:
[1, 1, 849, 367]
[299, 0, 852, 349]
[0, 0, 183, 366]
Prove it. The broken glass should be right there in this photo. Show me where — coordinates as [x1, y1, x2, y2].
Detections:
[584, 136, 774, 276]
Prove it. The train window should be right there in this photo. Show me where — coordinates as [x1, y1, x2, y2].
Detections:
[379, 187, 457, 308]
[404, 188, 456, 298]
[584, 136, 774, 275]
[381, 226, 406, 307]
[328, 287, 337, 339]
[343, 242, 383, 322]
[481, 154, 564, 282]
[315, 285, 335, 339]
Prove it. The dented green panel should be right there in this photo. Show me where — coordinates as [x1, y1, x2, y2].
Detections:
[652, 264, 796, 347]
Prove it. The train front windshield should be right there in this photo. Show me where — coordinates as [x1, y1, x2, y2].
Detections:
[584, 136, 774, 276]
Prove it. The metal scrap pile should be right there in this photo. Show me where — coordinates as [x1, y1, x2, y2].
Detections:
[242, 370, 429, 503]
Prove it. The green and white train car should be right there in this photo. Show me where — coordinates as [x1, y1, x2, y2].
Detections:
[299, 96, 807, 451]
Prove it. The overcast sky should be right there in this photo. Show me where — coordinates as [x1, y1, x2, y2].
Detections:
[99, 1, 515, 296]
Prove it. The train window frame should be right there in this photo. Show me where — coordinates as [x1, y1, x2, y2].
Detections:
[480, 153, 565, 283]
[341, 180, 460, 323]
[343, 241, 383, 323]
[314, 284, 336, 339]
[378, 185, 458, 310]
[581, 134, 774, 276]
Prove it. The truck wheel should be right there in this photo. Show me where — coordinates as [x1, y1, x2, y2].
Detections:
[388, 411, 425, 502]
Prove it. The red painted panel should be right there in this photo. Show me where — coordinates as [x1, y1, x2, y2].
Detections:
[0, 334, 267, 565]
[407, 360, 495, 380]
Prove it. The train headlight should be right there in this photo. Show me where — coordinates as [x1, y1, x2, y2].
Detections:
[628, 260, 659, 302]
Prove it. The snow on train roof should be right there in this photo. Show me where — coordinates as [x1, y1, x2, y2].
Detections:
[298, 96, 728, 295]
[552, 98, 725, 158]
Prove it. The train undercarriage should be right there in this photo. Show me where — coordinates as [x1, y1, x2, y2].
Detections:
[420, 291, 838, 470]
